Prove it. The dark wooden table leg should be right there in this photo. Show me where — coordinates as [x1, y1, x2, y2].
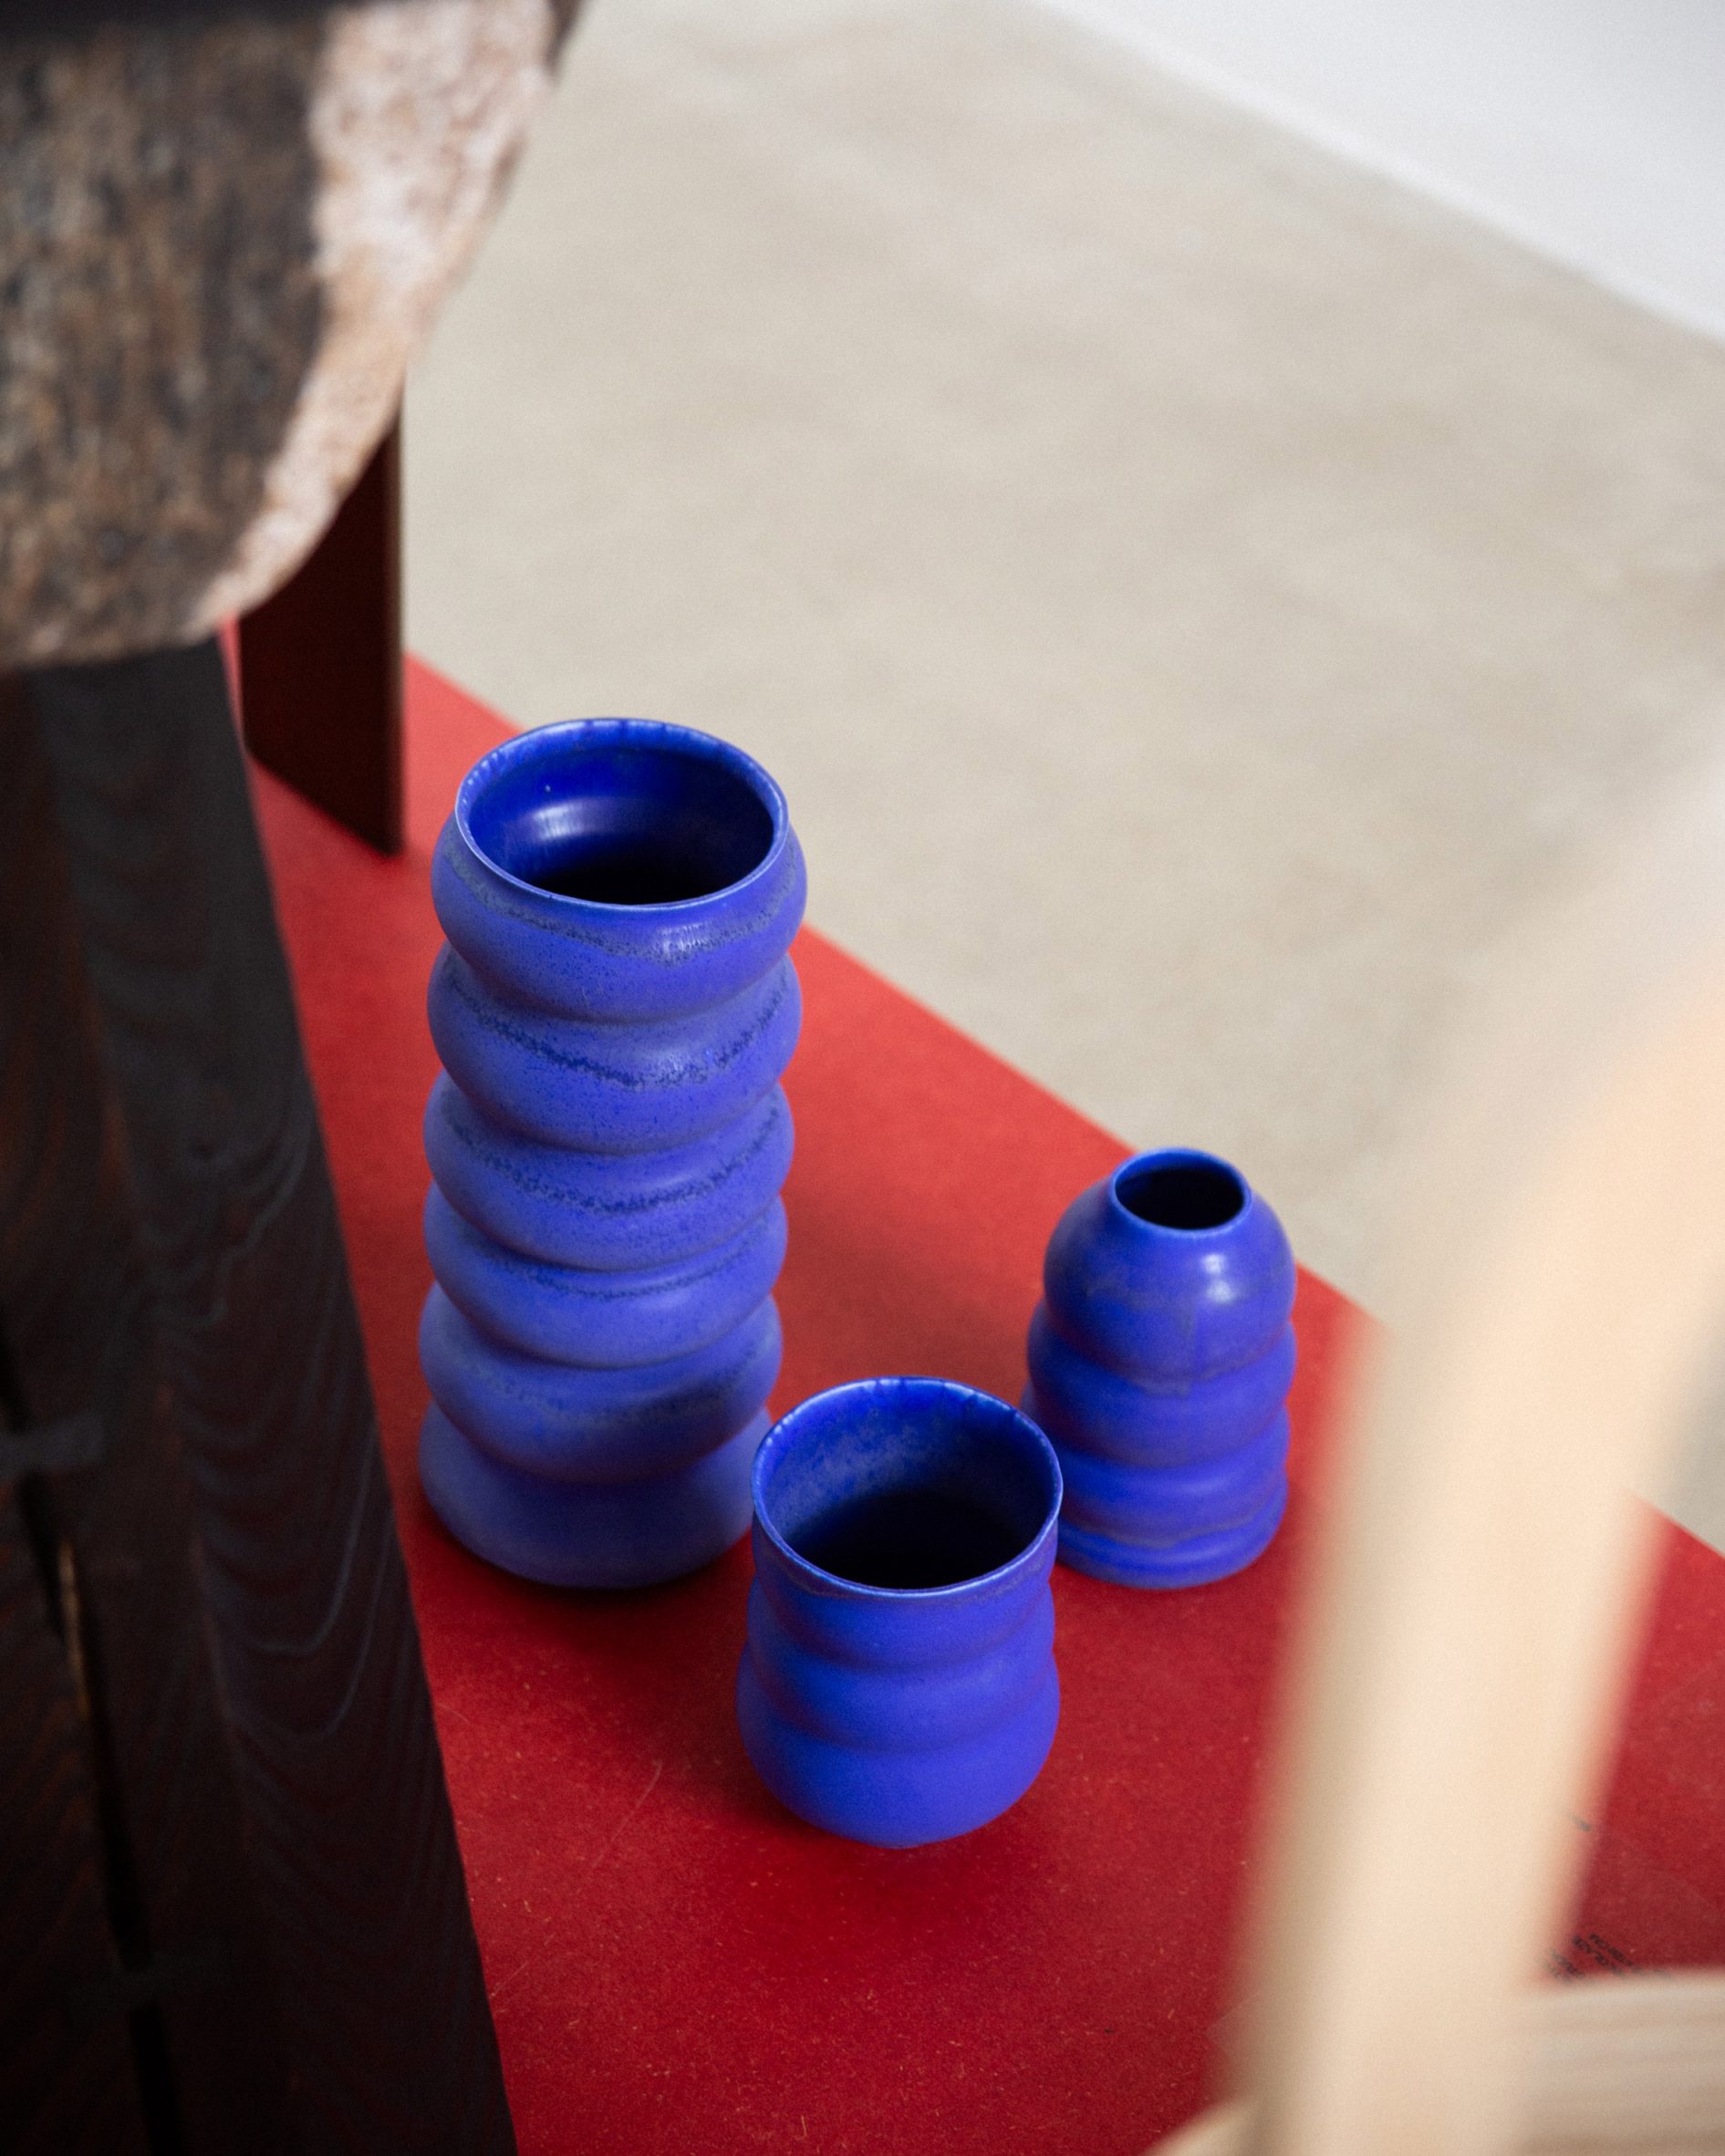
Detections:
[0, 1426, 150, 2154]
[238, 416, 404, 855]
[0, 641, 512, 2153]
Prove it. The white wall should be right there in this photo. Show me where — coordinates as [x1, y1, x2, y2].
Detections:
[1039, 0, 1725, 343]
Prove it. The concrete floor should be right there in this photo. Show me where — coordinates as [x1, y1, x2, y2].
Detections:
[404, 0, 1725, 1539]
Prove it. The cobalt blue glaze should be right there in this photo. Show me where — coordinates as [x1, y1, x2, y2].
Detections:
[420, 1290, 782, 1483]
[1023, 1148, 1296, 1589]
[427, 946, 802, 1153]
[421, 1402, 766, 1590]
[419, 719, 805, 1588]
[737, 1378, 1062, 1849]
[430, 721, 805, 1021]
[422, 1184, 788, 1367]
[424, 1073, 794, 1270]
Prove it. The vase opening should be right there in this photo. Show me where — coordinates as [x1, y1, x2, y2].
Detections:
[756, 1379, 1060, 1593]
[795, 1487, 1025, 1591]
[464, 728, 779, 907]
[1115, 1153, 1245, 1231]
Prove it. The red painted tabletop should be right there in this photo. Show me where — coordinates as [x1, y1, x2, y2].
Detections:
[253, 661, 1725, 2156]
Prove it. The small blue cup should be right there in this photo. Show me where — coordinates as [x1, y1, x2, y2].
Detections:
[737, 1377, 1062, 1849]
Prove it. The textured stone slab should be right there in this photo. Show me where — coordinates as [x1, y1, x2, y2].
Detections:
[0, 0, 576, 666]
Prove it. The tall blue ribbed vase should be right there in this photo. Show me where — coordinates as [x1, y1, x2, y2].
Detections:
[1023, 1148, 1295, 1589]
[418, 718, 805, 1588]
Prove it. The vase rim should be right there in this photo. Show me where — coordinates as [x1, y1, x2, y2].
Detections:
[454, 716, 793, 915]
[1107, 1147, 1252, 1238]
[752, 1376, 1062, 1601]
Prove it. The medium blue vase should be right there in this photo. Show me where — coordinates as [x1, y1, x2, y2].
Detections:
[737, 1377, 1062, 1848]
[418, 718, 805, 1588]
[1023, 1148, 1295, 1589]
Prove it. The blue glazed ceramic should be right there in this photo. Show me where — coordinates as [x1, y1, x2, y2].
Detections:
[737, 1377, 1062, 1848]
[419, 719, 805, 1588]
[1023, 1148, 1296, 1589]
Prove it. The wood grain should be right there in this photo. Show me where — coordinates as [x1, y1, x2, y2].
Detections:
[0, 668, 283, 2154]
[0, 1477, 148, 2154]
[1161, 1974, 1725, 2156]
[0, 646, 513, 2150]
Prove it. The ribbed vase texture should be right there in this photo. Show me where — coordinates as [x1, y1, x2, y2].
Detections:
[418, 718, 805, 1588]
[1024, 1148, 1295, 1589]
[738, 1378, 1062, 1849]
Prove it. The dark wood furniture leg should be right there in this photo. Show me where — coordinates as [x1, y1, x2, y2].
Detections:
[0, 1412, 148, 2151]
[0, 640, 512, 2153]
[238, 416, 404, 855]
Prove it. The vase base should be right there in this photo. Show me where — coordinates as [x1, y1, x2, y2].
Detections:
[420, 1402, 764, 1589]
[1056, 1475, 1287, 1589]
[736, 1655, 1059, 1849]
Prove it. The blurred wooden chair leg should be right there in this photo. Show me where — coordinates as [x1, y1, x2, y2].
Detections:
[1151, 767, 1725, 2156]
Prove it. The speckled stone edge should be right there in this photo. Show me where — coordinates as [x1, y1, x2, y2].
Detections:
[0, 0, 577, 667]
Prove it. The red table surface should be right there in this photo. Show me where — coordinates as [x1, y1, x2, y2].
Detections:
[252, 661, 1725, 2156]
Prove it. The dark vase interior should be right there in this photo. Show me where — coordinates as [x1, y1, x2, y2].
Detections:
[1116, 1156, 1245, 1230]
[762, 1382, 1056, 1593]
[794, 1486, 1026, 1591]
[469, 734, 776, 906]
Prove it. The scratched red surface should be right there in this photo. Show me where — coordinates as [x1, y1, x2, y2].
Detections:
[251, 660, 1725, 2155]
